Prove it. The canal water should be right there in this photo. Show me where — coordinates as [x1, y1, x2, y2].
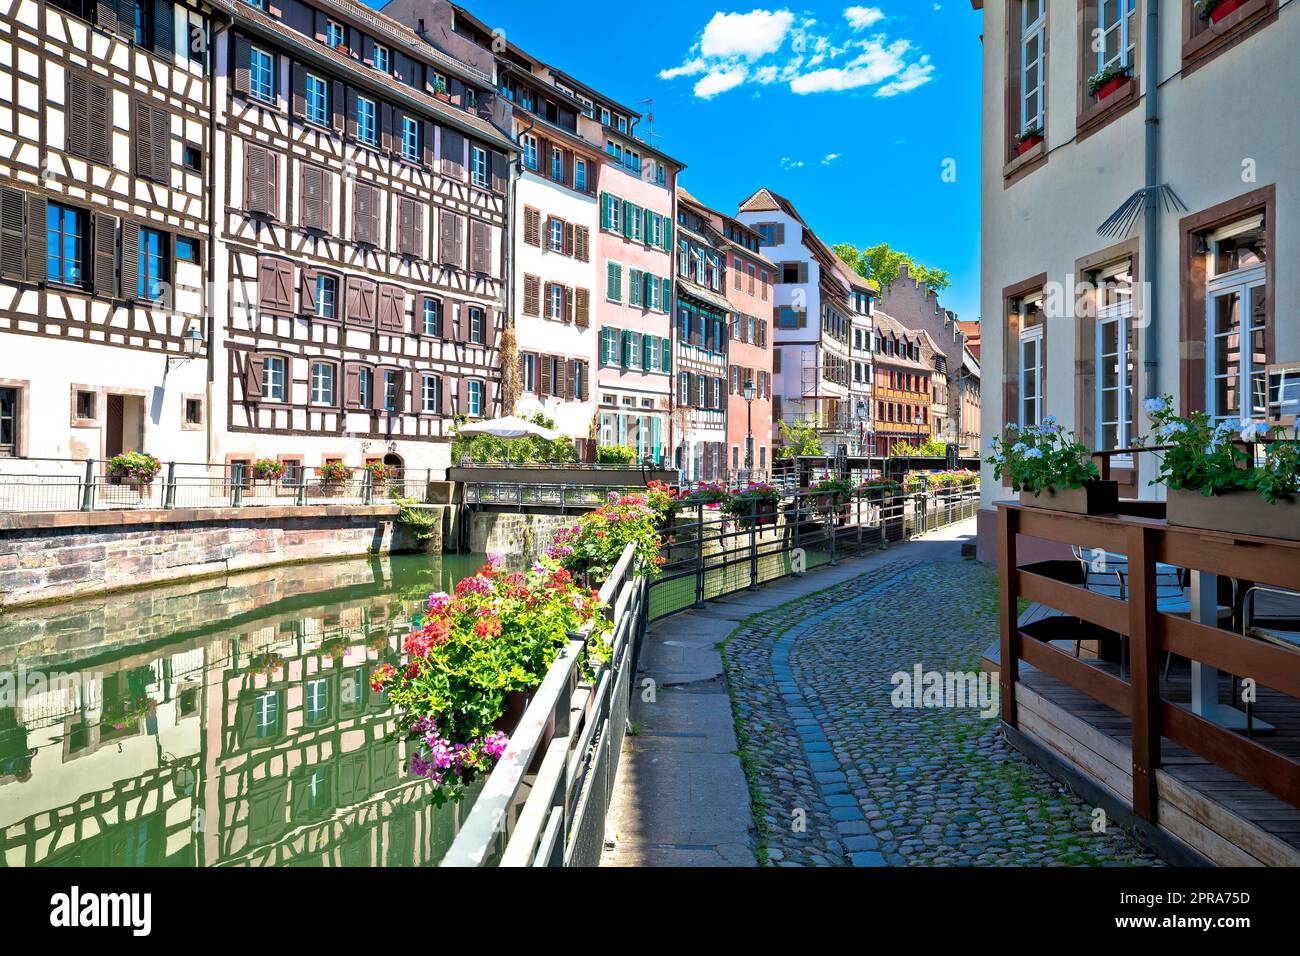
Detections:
[0, 552, 491, 867]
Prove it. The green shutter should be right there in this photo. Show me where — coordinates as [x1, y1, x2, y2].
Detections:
[621, 199, 633, 238]
[621, 330, 632, 366]
[641, 335, 652, 370]
[600, 192, 611, 229]
[661, 277, 671, 313]
[661, 337, 671, 373]
[662, 220, 673, 252]
[629, 268, 641, 306]
[643, 208, 653, 246]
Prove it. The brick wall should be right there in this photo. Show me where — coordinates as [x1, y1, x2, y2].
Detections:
[0, 506, 424, 609]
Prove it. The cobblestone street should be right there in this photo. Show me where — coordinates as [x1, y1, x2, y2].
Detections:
[723, 525, 1165, 867]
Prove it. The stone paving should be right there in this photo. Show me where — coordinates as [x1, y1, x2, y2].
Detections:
[723, 527, 1166, 867]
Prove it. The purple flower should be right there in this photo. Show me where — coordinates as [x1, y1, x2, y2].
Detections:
[427, 592, 451, 613]
[482, 731, 509, 759]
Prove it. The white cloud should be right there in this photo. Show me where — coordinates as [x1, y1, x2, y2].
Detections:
[822, 152, 842, 164]
[780, 156, 805, 169]
[694, 65, 749, 98]
[844, 6, 885, 30]
[659, 7, 936, 100]
[699, 10, 795, 60]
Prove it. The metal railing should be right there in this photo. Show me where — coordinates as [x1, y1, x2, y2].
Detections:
[441, 540, 647, 867]
[464, 482, 651, 512]
[0, 457, 436, 513]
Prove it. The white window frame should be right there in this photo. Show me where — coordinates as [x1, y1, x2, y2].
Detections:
[422, 375, 440, 413]
[1020, 0, 1046, 134]
[471, 146, 489, 188]
[316, 274, 336, 319]
[1097, 0, 1135, 73]
[1094, 262, 1135, 463]
[401, 116, 419, 161]
[1018, 316, 1043, 429]
[250, 47, 275, 103]
[263, 355, 287, 402]
[548, 219, 563, 253]
[373, 43, 389, 74]
[547, 284, 563, 321]
[574, 158, 587, 192]
[467, 379, 483, 417]
[1206, 218, 1268, 425]
[310, 361, 335, 406]
[523, 135, 538, 170]
[356, 96, 377, 146]
[305, 73, 328, 125]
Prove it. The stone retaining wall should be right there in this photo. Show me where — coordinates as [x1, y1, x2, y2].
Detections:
[0, 505, 425, 609]
[469, 511, 573, 562]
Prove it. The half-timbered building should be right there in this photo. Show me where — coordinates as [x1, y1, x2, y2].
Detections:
[0, 0, 213, 463]
[210, 0, 515, 479]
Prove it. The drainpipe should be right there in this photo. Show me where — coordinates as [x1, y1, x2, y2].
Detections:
[207, 11, 234, 467]
[1141, 0, 1160, 401]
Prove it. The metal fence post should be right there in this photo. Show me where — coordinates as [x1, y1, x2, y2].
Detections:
[232, 479, 243, 508]
[80, 458, 95, 512]
[296, 481, 307, 507]
[749, 498, 759, 590]
[164, 461, 177, 509]
[363, 469, 374, 506]
[694, 502, 705, 609]
[827, 498, 837, 566]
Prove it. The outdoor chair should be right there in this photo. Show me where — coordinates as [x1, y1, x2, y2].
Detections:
[1237, 586, 1300, 735]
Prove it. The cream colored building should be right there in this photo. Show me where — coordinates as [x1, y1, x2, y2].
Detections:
[972, 0, 1299, 559]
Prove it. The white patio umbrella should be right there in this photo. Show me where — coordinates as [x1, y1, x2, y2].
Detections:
[455, 415, 562, 441]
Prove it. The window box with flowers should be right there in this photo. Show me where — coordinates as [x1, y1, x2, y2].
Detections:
[1087, 63, 1133, 101]
[1199, 0, 1249, 24]
[107, 451, 163, 498]
[316, 461, 351, 497]
[1142, 395, 1300, 541]
[987, 417, 1118, 514]
[251, 458, 287, 486]
[724, 482, 779, 527]
[1015, 125, 1045, 156]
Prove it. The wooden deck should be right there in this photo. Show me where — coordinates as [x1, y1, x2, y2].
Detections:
[985, 607, 1300, 866]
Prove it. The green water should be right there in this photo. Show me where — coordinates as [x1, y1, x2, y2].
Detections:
[0, 552, 491, 867]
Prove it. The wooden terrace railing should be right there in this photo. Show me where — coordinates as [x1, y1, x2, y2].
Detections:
[997, 502, 1300, 822]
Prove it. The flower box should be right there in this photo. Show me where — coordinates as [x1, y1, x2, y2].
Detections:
[1210, 0, 1247, 24]
[1096, 75, 1128, 100]
[1166, 487, 1300, 542]
[1021, 479, 1119, 516]
[1016, 133, 1044, 156]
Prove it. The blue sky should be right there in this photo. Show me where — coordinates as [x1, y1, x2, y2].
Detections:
[371, 2, 985, 324]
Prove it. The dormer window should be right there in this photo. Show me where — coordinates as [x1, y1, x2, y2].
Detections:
[373, 43, 389, 73]
[433, 73, 448, 96]
[327, 20, 346, 49]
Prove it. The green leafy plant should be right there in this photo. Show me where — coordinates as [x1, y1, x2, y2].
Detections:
[107, 451, 162, 483]
[1195, 0, 1234, 20]
[372, 559, 612, 804]
[596, 444, 637, 465]
[1140, 395, 1299, 504]
[986, 417, 1099, 495]
[251, 458, 286, 481]
[1087, 62, 1132, 96]
[395, 497, 439, 542]
[724, 482, 779, 524]
[544, 492, 669, 581]
[855, 477, 901, 498]
[1016, 124, 1044, 145]
[893, 436, 948, 458]
[833, 241, 952, 293]
[775, 419, 823, 459]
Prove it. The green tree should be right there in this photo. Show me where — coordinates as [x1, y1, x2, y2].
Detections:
[833, 242, 951, 293]
[451, 411, 577, 464]
[775, 419, 823, 459]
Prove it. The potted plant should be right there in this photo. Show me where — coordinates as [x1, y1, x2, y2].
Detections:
[1016, 124, 1044, 156]
[246, 652, 284, 676]
[808, 477, 855, 525]
[725, 482, 780, 527]
[316, 461, 350, 497]
[855, 478, 901, 499]
[1087, 63, 1132, 101]
[987, 417, 1117, 514]
[371, 558, 614, 805]
[678, 482, 730, 510]
[106, 450, 162, 500]
[1197, 0, 1247, 24]
[1142, 395, 1300, 540]
[251, 458, 286, 486]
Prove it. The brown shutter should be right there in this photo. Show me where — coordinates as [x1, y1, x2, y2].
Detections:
[440, 128, 463, 178]
[291, 63, 306, 118]
[562, 286, 573, 325]
[0, 188, 24, 282]
[397, 197, 413, 255]
[574, 225, 589, 262]
[574, 287, 589, 328]
[66, 73, 89, 158]
[331, 80, 345, 132]
[88, 79, 111, 164]
[379, 284, 406, 331]
[392, 369, 407, 412]
[457, 376, 468, 415]
[380, 103, 393, 154]
[95, 0, 118, 34]
[523, 275, 539, 316]
[257, 257, 278, 310]
[92, 212, 118, 296]
[422, 120, 435, 167]
[353, 182, 371, 244]
[275, 259, 293, 311]
[490, 150, 506, 193]
[300, 164, 320, 229]
[300, 267, 318, 315]
[321, 170, 333, 234]
[345, 88, 358, 140]
[563, 221, 574, 257]
[345, 277, 376, 327]
[119, 222, 139, 299]
[540, 355, 552, 395]
[134, 100, 153, 179]
[24, 192, 46, 285]
[439, 210, 456, 266]
[246, 144, 266, 214]
[233, 37, 252, 95]
[523, 207, 540, 246]
[150, 106, 169, 182]
[344, 363, 362, 408]
[265, 150, 279, 218]
[243, 352, 263, 401]
[469, 219, 487, 273]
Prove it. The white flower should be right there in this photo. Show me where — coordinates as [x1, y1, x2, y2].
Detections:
[1024, 448, 1044, 460]
[1144, 396, 1168, 415]
[1240, 421, 1271, 443]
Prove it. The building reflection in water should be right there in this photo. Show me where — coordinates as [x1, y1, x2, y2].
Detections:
[0, 552, 488, 866]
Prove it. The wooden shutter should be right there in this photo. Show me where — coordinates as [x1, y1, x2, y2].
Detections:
[119, 223, 139, 299]
[92, 212, 119, 297]
[523, 206, 540, 246]
[397, 196, 414, 255]
[344, 363, 363, 408]
[150, 106, 169, 182]
[95, 0, 118, 34]
[345, 276, 376, 327]
[66, 73, 89, 159]
[563, 221, 574, 257]
[291, 63, 306, 118]
[243, 352, 263, 402]
[439, 211, 460, 266]
[490, 150, 506, 193]
[562, 286, 573, 325]
[345, 88, 358, 140]
[422, 120, 435, 167]
[153, 0, 174, 63]
[353, 182, 372, 244]
[233, 36, 252, 95]
[300, 164, 322, 230]
[300, 267, 318, 315]
[23, 193, 45, 285]
[440, 128, 463, 178]
[412, 199, 424, 258]
[88, 79, 111, 164]
[380, 103, 393, 154]
[0, 187, 25, 282]
[523, 275, 539, 316]
[469, 219, 488, 273]
[574, 225, 589, 262]
[246, 144, 267, 215]
[574, 288, 589, 328]
[540, 355, 553, 395]
[378, 284, 405, 331]
[332, 80, 345, 132]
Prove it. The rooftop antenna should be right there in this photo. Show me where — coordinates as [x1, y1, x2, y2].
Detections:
[636, 97, 661, 145]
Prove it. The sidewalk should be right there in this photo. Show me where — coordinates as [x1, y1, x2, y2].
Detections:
[600, 525, 972, 867]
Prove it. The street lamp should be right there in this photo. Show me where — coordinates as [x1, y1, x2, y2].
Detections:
[742, 378, 756, 477]
[167, 326, 205, 370]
